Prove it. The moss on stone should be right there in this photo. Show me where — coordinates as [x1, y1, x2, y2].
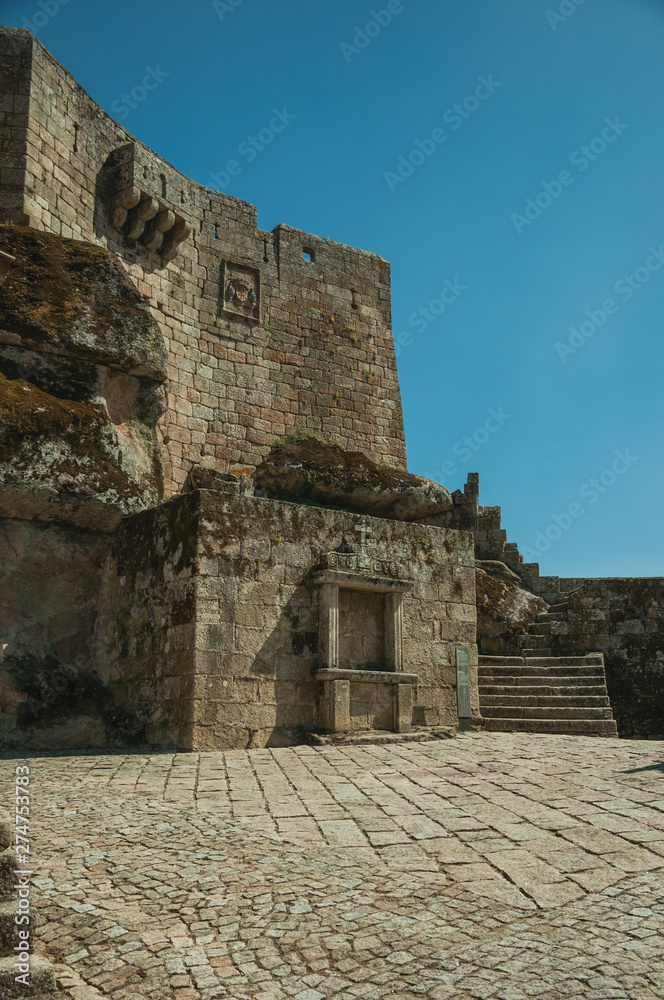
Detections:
[254, 439, 452, 520]
[3, 643, 145, 742]
[0, 371, 151, 503]
[0, 225, 166, 380]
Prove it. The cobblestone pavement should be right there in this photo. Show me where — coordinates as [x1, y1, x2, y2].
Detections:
[3, 732, 664, 1000]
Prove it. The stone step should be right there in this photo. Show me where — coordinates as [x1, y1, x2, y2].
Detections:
[0, 954, 56, 997]
[529, 622, 553, 634]
[478, 655, 604, 668]
[478, 653, 523, 667]
[479, 676, 606, 691]
[479, 663, 604, 677]
[479, 678, 607, 693]
[480, 718, 618, 736]
[306, 726, 457, 747]
[521, 647, 552, 657]
[535, 611, 565, 622]
[547, 603, 569, 613]
[480, 694, 611, 708]
[478, 655, 525, 666]
[481, 705, 614, 720]
[525, 656, 603, 666]
[479, 684, 609, 697]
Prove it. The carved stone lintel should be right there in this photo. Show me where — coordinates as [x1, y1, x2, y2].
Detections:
[318, 550, 407, 582]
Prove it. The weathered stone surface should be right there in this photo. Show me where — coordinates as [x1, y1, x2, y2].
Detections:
[0, 371, 163, 530]
[0, 955, 56, 998]
[0, 27, 409, 492]
[0, 251, 13, 285]
[1, 735, 663, 999]
[0, 228, 167, 530]
[478, 652, 618, 735]
[0, 848, 17, 898]
[93, 490, 477, 751]
[435, 475, 664, 736]
[0, 519, 146, 752]
[254, 439, 452, 521]
[525, 578, 664, 739]
[0, 899, 21, 952]
[185, 465, 253, 495]
[0, 226, 166, 380]
[475, 559, 548, 653]
[3, 27, 662, 756]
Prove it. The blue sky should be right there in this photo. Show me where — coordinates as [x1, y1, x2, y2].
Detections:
[4, 0, 664, 578]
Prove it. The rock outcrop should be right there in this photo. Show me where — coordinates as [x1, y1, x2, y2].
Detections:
[475, 559, 548, 653]
[0, 225, 166, 378]
[0, 226, 167, 530]
[254, 438, 452, 521]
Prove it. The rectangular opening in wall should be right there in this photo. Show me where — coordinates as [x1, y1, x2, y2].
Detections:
[338, 588, 385, 671]
[302, 247, 315, 262]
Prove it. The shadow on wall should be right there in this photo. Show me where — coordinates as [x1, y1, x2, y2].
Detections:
[0, 517, 144, 752]
[0, 639, 146, 751]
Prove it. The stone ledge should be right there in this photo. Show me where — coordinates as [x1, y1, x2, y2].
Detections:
[306, 726, 456, 746]
[312, 569, 413, 592]
[313, 668, 419, 684]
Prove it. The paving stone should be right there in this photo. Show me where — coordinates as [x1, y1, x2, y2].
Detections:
[0, 734, 663, 1000]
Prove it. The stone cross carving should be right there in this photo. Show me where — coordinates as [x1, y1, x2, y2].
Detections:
[357, 521, 373, 548]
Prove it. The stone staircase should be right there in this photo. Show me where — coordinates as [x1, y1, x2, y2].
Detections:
[520, 600, 571, 657]
[479, 605, 618, 735]
[478, 654, 618, 735]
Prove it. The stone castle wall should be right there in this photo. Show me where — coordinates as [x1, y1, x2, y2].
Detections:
[0, 26, 407, 497]
[3, 27, 658, 748]
[536, 579, 664, 739]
